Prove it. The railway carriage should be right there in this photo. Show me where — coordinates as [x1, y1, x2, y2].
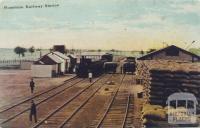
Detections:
[123, 62, 136, 74]
[122, 56, 136, 74]
[104, 62, 118, 73]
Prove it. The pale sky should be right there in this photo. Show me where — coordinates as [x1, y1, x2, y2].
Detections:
[0, 0, 200, 50]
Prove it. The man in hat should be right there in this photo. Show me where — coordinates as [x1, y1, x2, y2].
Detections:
[29, 100, 37, 123]
[30, 78, 35, 93]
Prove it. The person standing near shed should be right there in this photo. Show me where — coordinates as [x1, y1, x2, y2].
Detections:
[88, 71, 93, 83]
[29, 100, 37, 123]
[30, 78, 35, 93]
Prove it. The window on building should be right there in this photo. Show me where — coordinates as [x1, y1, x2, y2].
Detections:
[165, 48, 179, 56]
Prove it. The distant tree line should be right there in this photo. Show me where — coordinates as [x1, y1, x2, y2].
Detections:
[14, 46, 35, 57]
[14, 45, 158, 58]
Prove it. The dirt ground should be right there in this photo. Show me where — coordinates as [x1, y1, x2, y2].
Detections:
[0, 73, 144, 128]
[65, 75, 144, 128]
[0, 70, 75, 108]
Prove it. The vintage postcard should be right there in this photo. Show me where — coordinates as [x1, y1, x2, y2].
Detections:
[0, 0, 200, 127]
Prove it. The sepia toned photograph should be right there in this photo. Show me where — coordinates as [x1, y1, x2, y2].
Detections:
[0, 0, 200, 127]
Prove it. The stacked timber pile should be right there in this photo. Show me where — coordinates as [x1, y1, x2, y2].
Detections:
[136, 60, 200, 106]
[142, 104, 166, 127]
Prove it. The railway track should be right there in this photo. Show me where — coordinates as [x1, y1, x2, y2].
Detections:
[122, 94, 135, 128]
[91, 75, 135, 128]
[31, 74, 112, 128]
[0, 77, 84, 124]
[1, 74, 138, 128]
[88, 74, 126, 128]
[60, 74, 125, 128]
[0, 76, 77, 113]
[133, 98, 143, 128]
[96, 93, 130, 128]
[122, 75, 135, 128]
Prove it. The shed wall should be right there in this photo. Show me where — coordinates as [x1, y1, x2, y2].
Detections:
[20, 62, 33, 70]
[31, 65, 53, 77]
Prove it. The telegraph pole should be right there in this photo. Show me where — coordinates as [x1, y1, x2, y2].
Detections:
[185, 41, 195, 50]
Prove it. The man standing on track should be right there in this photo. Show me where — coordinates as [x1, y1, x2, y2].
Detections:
[88, 71, 93, 83]
[29, 100, 37, 123]
[30, 78, 35, 93]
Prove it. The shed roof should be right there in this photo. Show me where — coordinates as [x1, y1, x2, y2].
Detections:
[35, 53, 63, 65]
[47, 54, 63, 63]
[50, 51, 70, 60]
[34, 60, 44, 65]
[138, 45, 200, 60]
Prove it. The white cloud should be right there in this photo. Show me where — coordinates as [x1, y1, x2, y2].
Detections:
[0, 0, 200, 50]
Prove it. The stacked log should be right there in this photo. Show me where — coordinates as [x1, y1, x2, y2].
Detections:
[142, 104, 167, 127]
[136, 60, 200, 106]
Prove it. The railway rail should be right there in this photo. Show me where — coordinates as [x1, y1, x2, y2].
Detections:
[0, 76, 77, 113]
[0, 77, 84, 124]
[122, 94, 131, 128]
[95, 93, 130, 128]
[93, 75, 135, 128]
[58, 74, 123, 128]
[87, 74, 125, 128]
[1, 74, 138, 128]
[122, 94, 135, 128]
[31, 74, 111, 128]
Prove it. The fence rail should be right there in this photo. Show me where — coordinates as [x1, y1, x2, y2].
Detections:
[0, 59, 34, 67]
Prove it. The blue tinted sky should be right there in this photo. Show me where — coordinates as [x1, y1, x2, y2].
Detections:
[0, 0, 200, 50]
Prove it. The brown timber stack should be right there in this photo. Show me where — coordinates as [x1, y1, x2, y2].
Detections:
[136, 60, 200, 107]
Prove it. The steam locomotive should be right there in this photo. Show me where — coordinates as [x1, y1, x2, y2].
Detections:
[76, 53, 114, 77]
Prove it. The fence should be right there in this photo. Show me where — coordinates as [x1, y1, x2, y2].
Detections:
[0, 59, 34, 68]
